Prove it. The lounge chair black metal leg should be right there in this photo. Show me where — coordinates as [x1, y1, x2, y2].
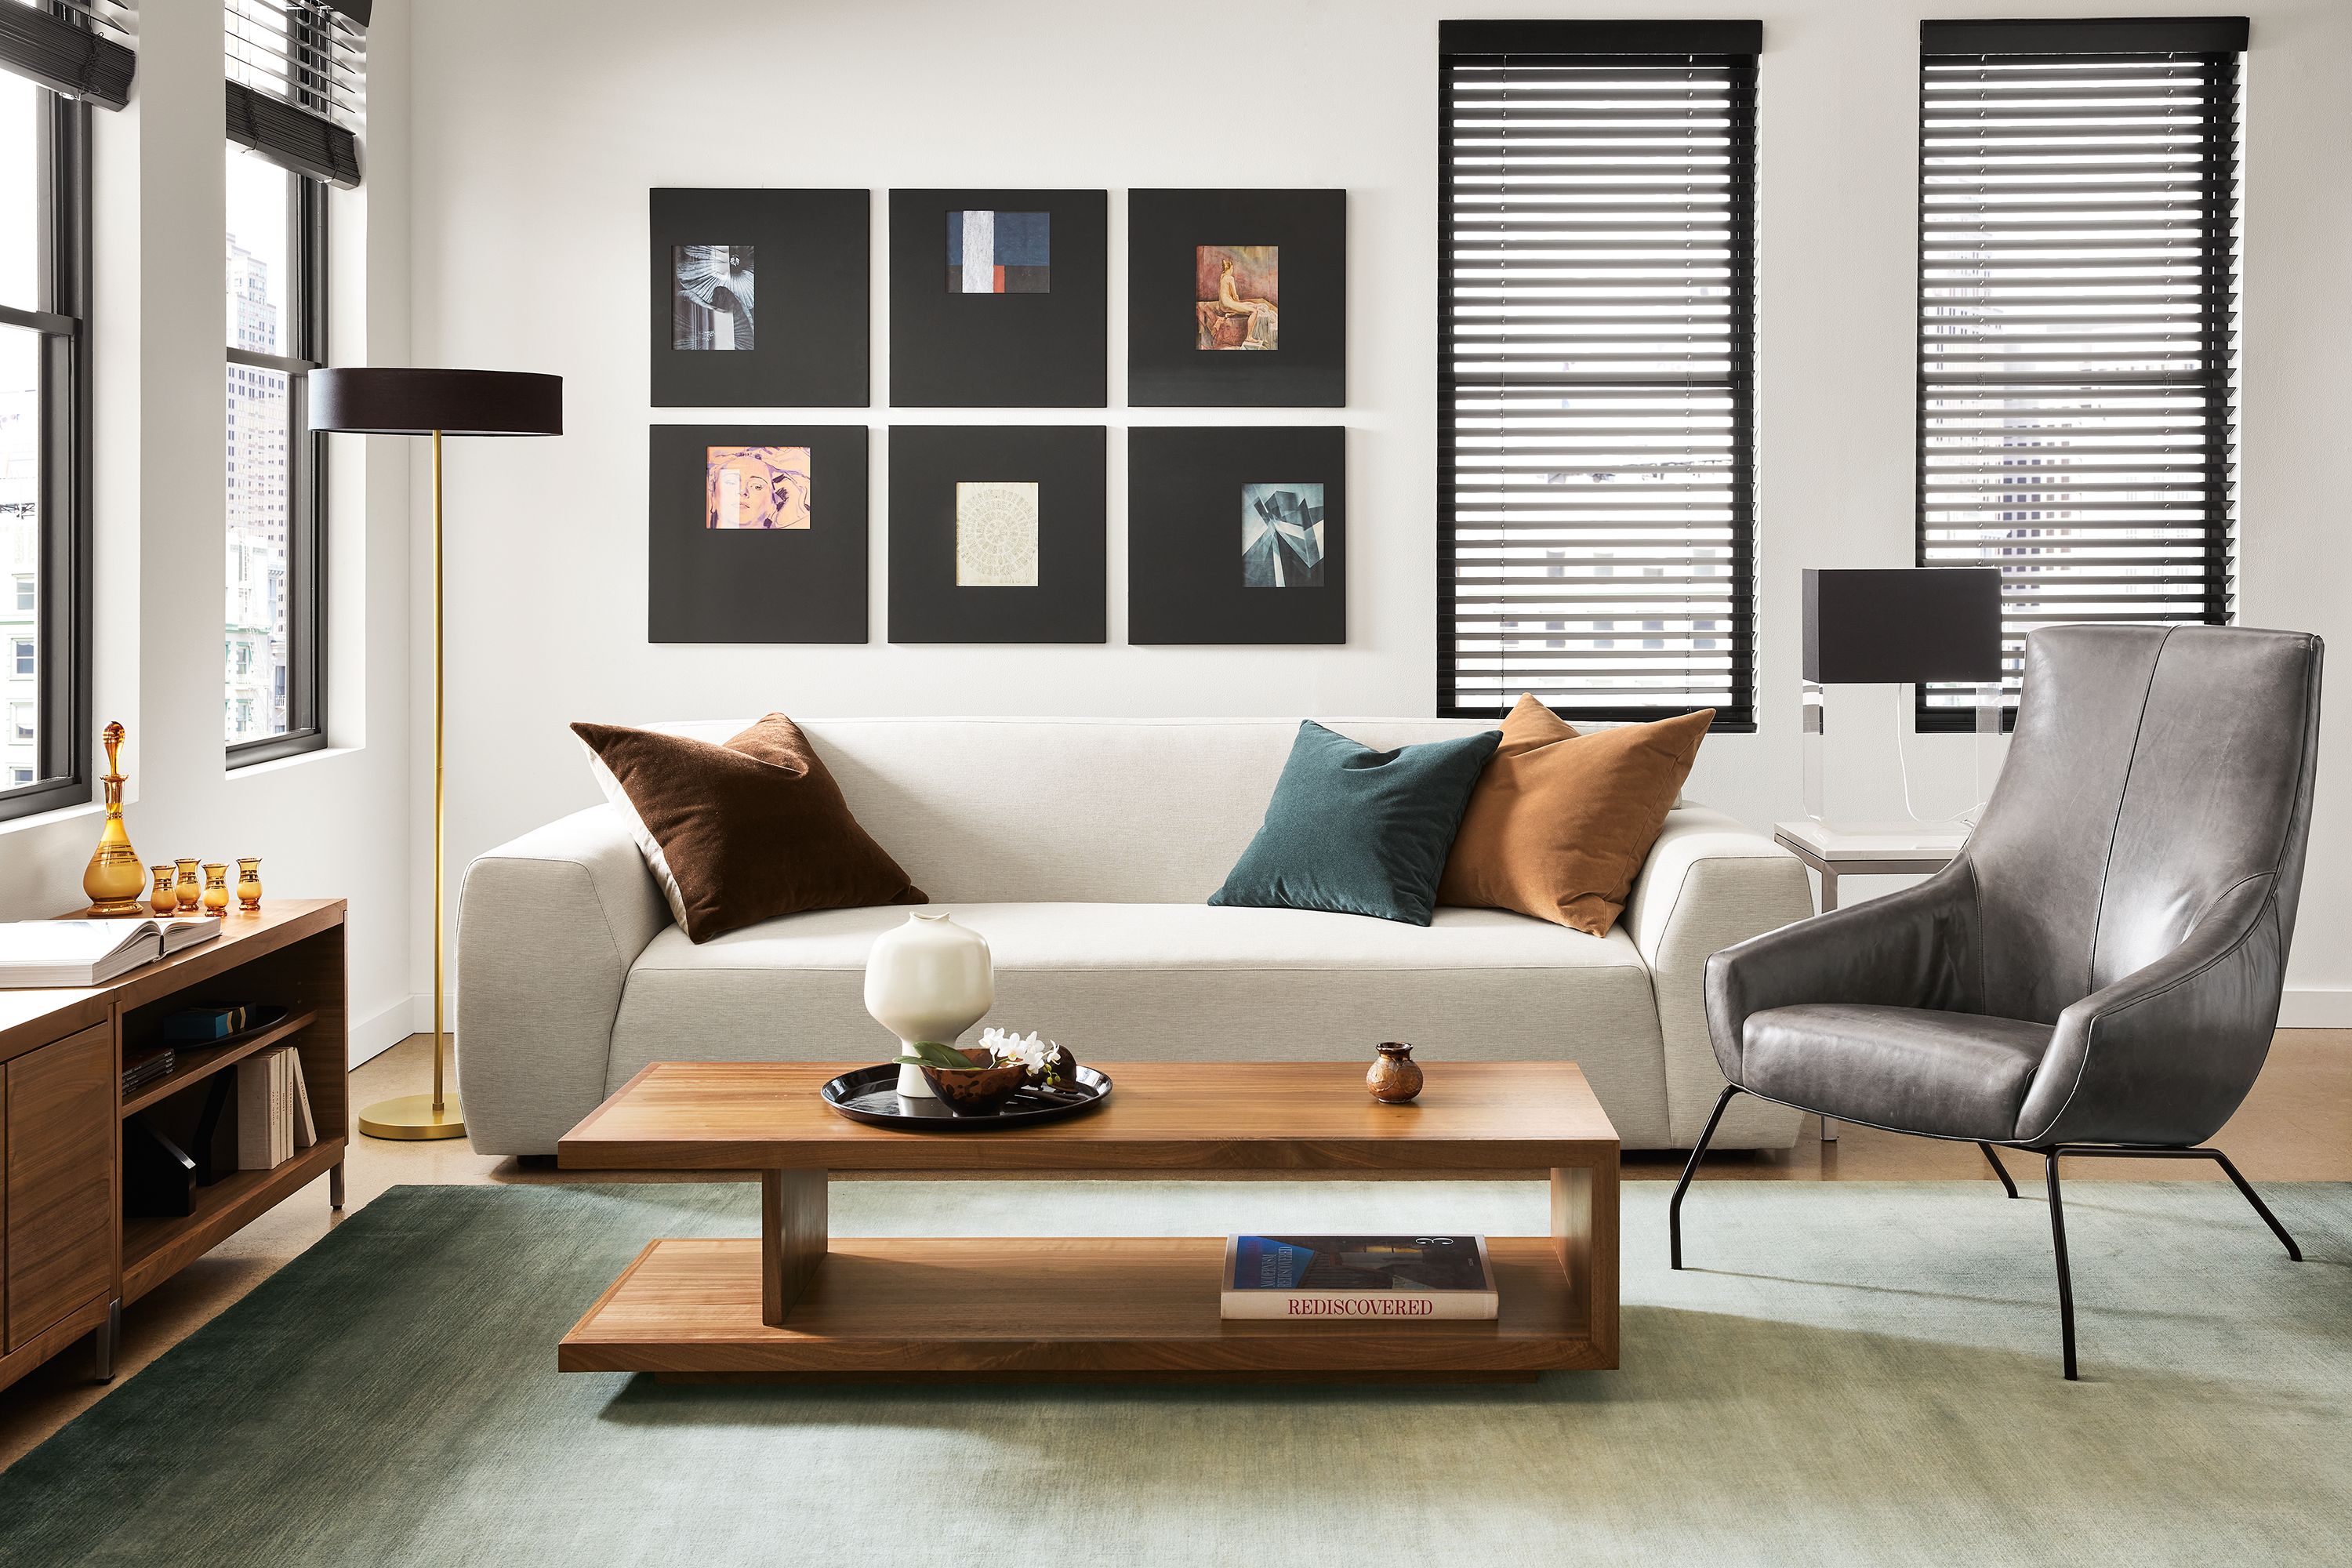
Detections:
[2045, 1152, 2078, 1381]
[1669, 1085, 1740, 1271]
[1978, 1142, 2020, 1199]
[2202, 1149, 2302, 1261]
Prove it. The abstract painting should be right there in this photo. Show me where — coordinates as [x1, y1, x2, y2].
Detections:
[955, 481, 1040, 585]
[1128, 426, 1345, 644]
[1241, 483, 1323, 586]
[706, 445, 810, 530]
[1197, 245, 1278, 350]
[673, 245, 754, 350]
[948, 211, 1050, 293]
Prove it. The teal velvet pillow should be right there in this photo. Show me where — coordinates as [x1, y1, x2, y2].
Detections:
[1210, 722, 1504, 926]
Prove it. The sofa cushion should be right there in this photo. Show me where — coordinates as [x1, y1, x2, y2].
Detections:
[1438, 697, 1712, 937]
[574, 713, 925, 942]
[1210, 722, 1501, 926]
[605, 902, 1675, 1147]
[1741, 1003, 2053, 1140]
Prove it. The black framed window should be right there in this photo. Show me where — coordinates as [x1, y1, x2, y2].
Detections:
[1918, 16, 2245, 728]
[0, 12, 96, 822]
[223, 0, 363, 764]
[1439, 20, 1759, 729]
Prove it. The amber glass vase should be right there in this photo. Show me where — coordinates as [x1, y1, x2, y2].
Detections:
[82, 722, 146, 914]
[149, 865, 177, 916]
[201, 863, 230, 916]
[175, 858, 201, 913]
[236, 857, 263, 913]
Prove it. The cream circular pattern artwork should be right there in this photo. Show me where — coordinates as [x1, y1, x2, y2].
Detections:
[955, 480, 1041, 586]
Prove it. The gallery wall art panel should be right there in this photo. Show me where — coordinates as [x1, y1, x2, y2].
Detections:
[649, 424, 869, 643]
[889, 425, 1107, 643]
[1129, 426, 1346, 644]
[650, 188, 870, 408]
[1128, 189, 1345, 407]
[890, 189, 1108, 407]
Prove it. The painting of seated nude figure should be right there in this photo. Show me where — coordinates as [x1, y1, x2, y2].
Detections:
[1196, 245, 1278, 350]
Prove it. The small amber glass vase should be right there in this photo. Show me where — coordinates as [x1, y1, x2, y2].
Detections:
[201, 862, 230, 916]
[236, 857, 263, 913]
[174, 858, 202, 913]
[149, 865, 178, 916]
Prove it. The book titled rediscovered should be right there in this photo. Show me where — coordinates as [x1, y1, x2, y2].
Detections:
[1219, 1235, 1497, 1321]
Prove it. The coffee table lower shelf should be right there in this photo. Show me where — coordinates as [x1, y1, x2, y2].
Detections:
[559, 1235, 1606, 1381]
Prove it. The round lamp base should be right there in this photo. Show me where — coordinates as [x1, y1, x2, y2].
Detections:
[358, 1091, 467, 1142]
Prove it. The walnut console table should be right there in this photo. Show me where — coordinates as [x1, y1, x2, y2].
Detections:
[0, 900, 347, 1394]
[557, 1059, 1619, 1381]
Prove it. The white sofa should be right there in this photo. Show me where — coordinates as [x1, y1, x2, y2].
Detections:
[456, 717, 1814, 1154]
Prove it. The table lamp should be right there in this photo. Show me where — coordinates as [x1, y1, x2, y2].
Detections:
[310, 368, 563, 1141]
[1801, 568, 2004, 828]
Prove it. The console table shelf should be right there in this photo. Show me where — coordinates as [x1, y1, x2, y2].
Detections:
[0, 900, 348, 1393]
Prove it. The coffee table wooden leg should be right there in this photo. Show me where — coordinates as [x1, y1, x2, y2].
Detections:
[761, 1169, 828, 1328]
[1552, 1159, 1620, 1368]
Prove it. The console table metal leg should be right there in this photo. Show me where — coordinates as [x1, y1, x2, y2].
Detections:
[91, 1298, 120, 1382]
[761, 1169, 828, 1328]
[329, 1159, 346, 1210]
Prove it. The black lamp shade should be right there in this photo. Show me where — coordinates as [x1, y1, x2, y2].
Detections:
[308, 368, 562, 437]
[1803, 568, 2004, 684]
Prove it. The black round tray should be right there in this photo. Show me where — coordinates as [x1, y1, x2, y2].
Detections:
[820, 1063, 1112, 1131]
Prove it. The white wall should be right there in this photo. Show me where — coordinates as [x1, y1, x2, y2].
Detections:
[0, 6, 416, 1062]
[386, 0, 2338, 1021]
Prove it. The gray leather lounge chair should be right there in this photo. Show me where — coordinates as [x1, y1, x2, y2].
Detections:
[1675, 624, 2324, 1377]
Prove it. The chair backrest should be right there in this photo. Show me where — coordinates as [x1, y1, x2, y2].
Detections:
[1965, 625, 2324, 1024]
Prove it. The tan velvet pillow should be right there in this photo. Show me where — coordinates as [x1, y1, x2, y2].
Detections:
[1436, 696, 1712, 937]
[572, 713, 924, 943]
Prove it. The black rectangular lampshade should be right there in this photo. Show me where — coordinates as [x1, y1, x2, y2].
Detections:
[1802, 568, 2003, 684]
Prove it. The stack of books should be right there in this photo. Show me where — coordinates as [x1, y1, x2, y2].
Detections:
[236, 1045, 319, 1171]
[1219, 1234, 1499, 1321]
[121, 1045, 177, 1096]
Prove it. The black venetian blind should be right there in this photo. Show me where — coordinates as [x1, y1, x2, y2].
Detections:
[1917, 16, 2245, 726]
[1439, 20, 1759, 729]
[226, 0, 368, 188]
[0, 0, 133, 109]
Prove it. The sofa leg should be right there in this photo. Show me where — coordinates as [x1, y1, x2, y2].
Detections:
[1977, 1142, 2020, 1199]
[1669, 1085, 1741, 1271]
[2044, 1152, 2078, 1381]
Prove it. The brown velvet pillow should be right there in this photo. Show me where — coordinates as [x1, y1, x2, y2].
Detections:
[1436, 695, 1712, 937]
[572, 713, 925, 943]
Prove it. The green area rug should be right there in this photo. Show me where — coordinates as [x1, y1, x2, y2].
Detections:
[4, 1179, 2348, 1566]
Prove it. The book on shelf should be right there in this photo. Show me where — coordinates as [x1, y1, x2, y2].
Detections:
[162, 1004, 248, 1042]
[1218, 1235, 1498, 1321]
[122, 1044, 177, 1094]
[0, 915, 221, 988]
[235, 1044, 316, 1169]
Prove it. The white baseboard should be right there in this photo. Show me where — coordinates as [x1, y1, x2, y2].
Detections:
[348, 995, 416, 1067]
[2279, 988, 2352, 1029]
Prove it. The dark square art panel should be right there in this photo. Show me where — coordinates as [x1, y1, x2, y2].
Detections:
[650, 188, 869, 408]
[889, 424, 1107, 643]
[1129, 190, 1345, 407]
[649, 425, 869, 643]
[1129, 426, 1346, 644]
[890, 189, 1107, 407]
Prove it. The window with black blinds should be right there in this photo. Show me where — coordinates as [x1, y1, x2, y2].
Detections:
[1439, 20, 1759, 728]
[1918, 16, 2245, 727]
[226, 0, 367, 188]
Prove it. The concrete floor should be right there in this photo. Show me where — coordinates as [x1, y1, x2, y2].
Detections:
[2, 1027, 2344, 1470]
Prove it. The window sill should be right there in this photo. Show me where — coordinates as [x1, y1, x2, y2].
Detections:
[0, 799, 101, 839]
[224, 743, 360, 782]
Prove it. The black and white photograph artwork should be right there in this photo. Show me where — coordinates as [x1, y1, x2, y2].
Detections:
[1241, 483, 1325, 587]
[672, 245, 754, 350]
[1130, 426, 1345, 644]
[1129, 189, 1346, 407]
[889, 425, 1106, 642]
[890, 188, 1107, 406]
[651, 189, 869, 407]
[648, 424, 869, 644]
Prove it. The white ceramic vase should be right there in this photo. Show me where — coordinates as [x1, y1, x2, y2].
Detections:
[863, 912, 995, 1098]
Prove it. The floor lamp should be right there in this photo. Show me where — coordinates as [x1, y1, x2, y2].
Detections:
[310, 368, 563, 1141]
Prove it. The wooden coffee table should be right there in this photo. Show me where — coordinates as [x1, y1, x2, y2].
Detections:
[557, 1060, 1619, 1381]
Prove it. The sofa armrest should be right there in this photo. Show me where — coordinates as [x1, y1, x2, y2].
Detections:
[456, 805, 670, 1155]
[1626, 808, 1817, 1147]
